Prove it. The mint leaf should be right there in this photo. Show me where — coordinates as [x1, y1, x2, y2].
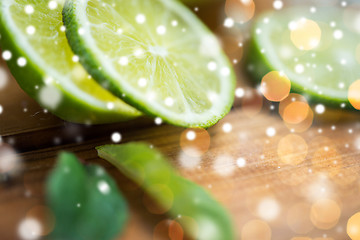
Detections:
[46, 152, 128, 240]
[97, 143, 235, 240]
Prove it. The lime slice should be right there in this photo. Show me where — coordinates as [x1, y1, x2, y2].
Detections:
[0, 0, 140, 124]
[63, 0, 235, 128]
[248, 7, 360, 109]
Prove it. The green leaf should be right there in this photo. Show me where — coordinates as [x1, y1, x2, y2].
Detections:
[97, 143, 235, 240]
[46, 152, 128, 240]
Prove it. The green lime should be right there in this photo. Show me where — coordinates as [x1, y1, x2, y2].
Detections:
[248, 7, 360, 109]
[63, 0, 235, 128]
[0, 0, 141, 124]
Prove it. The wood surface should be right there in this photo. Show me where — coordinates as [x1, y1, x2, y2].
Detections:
[0, 1, 359, 240]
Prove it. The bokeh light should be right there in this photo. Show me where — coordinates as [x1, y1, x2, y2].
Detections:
[241, 219, 272, 240]
[311, 145, 342, 177]
[213, 154, 235, 177]
[26, 205, 55, 236]
[257, 197, 280, 221]
[347, 212, 360, 240]
[225, 0, 256, 24]
[279, 93, 314, 132]
[277, 134, 308, 165]
[153, 219, 183, 240]
[348, 80, 360, 110]
[261, 71, 291, 102]
[17, 218, 42, 240]
[310, 198, 341, 230]
[242, 88, 263, 117]
[180, 128, 210, 157]
[290, 18, 322, 50]
[0, 144, 21, 175]
[287, 202, 314, 234]
[143, 184, 173, 215]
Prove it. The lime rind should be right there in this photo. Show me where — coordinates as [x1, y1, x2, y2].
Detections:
[63, 0, 235, 128]
[0, 0, 141, 124]
[247, 8, 357, 110]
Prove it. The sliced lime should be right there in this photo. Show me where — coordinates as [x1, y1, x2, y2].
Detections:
[0, 0, 141, 124]
[248, 7, 360, 109]
[63, 0, 235, 128]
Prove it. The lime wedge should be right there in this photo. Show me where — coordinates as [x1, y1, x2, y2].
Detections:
[0, 0, 140, 124]
[248, 7, 359, 109]
[63, 0, 235, 128]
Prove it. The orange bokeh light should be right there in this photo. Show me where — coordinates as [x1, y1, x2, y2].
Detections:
[225, 0, 255, 24]
[348, 80, 360, 110]
[180, 128, 210, 157]
[261, 71, 291, 102]
[348, 212, 360, 240]
[277, 134, 308, 165]
[290, 18, 322, 50]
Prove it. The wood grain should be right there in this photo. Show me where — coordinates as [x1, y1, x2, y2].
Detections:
[1, 1, 359, 240]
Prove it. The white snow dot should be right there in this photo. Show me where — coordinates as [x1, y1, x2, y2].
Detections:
[97, 180, 110, 194]
[2, 51, 12, 61]
[186, 131, 196, 141]
[18, 218, 42, 240]
[26, 26, 36, 35]
[165, 97, 174, 106]
[315, 104, 325, 114]
[107, 102, 114, 110]
[111, 132, 121, 143]
[273, 0, 283, 10]
[118, 56, 129, 66]
[78, 28, 85, 35]
[207, 61, 217, 71]
[236, 157, 246, 168]
[221, 67, 230, 76]
[295, 64, 304, 74]
[171, 20, 178, 27]
[224, 18, 234, 28]
[48, 1, 58, 10]
[155, 117, 162, 125]
[266, 127, 276, 137]
[222, 123, 232, 133]
[72, 55, 79, 62]
[235, 88, 245, 98]
[156, 25, 166, 35]
[39, 85, 62, 110]
[17, 57, 27, 67]
[24, 5, 34, 14]
[138, 78, 147, 87]
[136, 14, 146, 24]
[0, 105, 3, 115]
[133, 48, 144, 57]
[60, 26, 66, 32]
[333, 30, 343, 39]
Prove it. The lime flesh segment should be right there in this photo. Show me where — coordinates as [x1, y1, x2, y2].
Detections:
[63, 0, 236, 128]
[0, 0, 141, 124]
[248, 7, 360, 109]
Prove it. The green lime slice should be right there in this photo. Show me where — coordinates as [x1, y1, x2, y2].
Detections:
[0, 0, 141, 124]
[63, 0, 235, 128]
[248, 7, 359, 109]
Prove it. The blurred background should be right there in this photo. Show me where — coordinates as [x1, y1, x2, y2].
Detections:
[2, 0, 360, 239]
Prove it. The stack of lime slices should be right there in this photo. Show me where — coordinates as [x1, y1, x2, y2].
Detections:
[0, 0, 235, 127]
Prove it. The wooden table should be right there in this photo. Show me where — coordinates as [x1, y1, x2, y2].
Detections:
[1, 1, 359, 239]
